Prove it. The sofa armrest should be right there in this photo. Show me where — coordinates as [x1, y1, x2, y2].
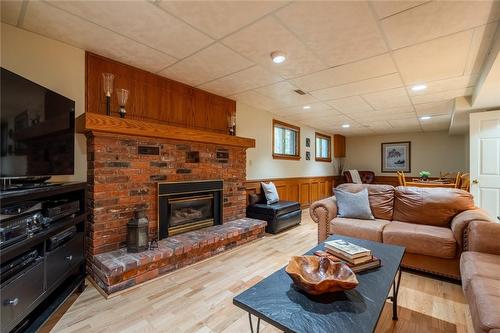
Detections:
[451, 209, 493, 251]
[310, 196, 337, 243]
[466, 221, 500, 255]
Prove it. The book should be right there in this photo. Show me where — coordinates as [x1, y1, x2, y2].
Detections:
[324, 239, 371, 259]
[325, 248, 373, 265]
[314, 250, 381, 273]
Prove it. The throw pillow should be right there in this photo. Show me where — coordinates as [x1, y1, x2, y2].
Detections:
[335, 188, 374, 220]
[261, 182, 279, 205]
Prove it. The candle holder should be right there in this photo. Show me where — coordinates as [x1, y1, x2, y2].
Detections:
[116, 88, 129, 118]
[228, 113, 236, 136]
[102, 73, 114, 116]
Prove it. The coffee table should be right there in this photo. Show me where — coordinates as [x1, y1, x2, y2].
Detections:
[233, 235, 405, 333]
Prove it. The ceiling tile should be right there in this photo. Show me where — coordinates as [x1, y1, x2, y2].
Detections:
[371, 1, 428, 19]
[381, 0, 500, 49]
[359, 120, 393, 130]
[276, 1, 387, 67]
[48, 0, 212, 58]
[326, 96, 374, 114]
[273, 102, 332, 117]
[291, 54, 397, 92]
[283, 109, 340, 122]
[411, 87, 474, 104]
[222, 16, 327, 78]
[254, 81, 317, 108]
[393, 31, 472, 85]
[22, 2, 176, 73]
[159, 43, 253, 86]
[387, 117, 421, 129]
[464, 22, 498, 75]
[198, 65, 282, 96]
[349, 109, 415, 121]
[1, 1, 22, 25]
[420, 114, 451, 131]
[407, 74, 478, 96]
[309, 73, 403, 101]
[231, 90, 284, 111]
[414, 100, 454, 117]
[362, 87, 412, 110]
[159, 1, 286, 39]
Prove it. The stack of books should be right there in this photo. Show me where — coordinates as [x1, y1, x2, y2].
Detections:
[321, 239, 381, 273]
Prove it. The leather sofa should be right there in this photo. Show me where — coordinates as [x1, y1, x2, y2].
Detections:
[461, 221, 500, 333]
[343, 171, 375, 184]
[309, 183, 494, 279]
[246, 193, 301, 234]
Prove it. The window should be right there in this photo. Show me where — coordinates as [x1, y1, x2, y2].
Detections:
[273, 119, 300, 160]
[315, 132, 332, 162]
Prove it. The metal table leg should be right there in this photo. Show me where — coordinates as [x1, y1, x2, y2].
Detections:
[388, 268, 402, 320]
[248, 313, 261, 333]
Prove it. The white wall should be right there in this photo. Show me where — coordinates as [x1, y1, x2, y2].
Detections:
[345, 131, 467, 177]
[237, 103, 334, 180]
[1, 23, 86, 182]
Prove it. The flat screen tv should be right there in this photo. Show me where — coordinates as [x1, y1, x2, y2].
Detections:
[0, 68, 75, 178]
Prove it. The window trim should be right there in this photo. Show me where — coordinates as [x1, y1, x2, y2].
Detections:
[272, 119, 301, 160]
[315, 132, 332, 162]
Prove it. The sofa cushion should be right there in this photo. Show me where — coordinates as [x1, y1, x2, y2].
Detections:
[335, 184, 394, 220]
[393, 186, 475, 227]
[246, 201, 300, 217]
[383, 221, 457, 259]
[466, 277, 500, 333]
[330, 217, 390, 242]
[461, 251, 500, 293]
[261, 182, 279, 204]
[335, 188, 374, 220]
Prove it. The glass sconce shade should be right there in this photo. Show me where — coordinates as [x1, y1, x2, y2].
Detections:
[116, 88, 129, 118]
[102, 73, 114, 97]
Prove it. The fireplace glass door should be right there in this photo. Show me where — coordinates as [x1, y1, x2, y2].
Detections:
[167, 194, 214, 236]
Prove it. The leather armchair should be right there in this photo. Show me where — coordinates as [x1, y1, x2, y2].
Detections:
[343, 171, 375, 184]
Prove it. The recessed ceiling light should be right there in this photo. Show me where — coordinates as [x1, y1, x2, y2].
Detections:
[342, 124, 350, 128]
[411, 84, 427, 92]
[420, 116, 432, 120]
[303, 105, 311, 109]
[271, 51, 286, 64]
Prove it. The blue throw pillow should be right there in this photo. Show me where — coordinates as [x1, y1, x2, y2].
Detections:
[335, 188, 374, 220]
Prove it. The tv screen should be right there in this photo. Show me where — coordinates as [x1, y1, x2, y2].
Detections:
[0, 68, 75, 178]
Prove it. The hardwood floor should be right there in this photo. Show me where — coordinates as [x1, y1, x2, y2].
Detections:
[47, 210, 474, 333]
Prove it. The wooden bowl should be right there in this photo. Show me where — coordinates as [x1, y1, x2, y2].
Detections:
[285, 256, 359, 295]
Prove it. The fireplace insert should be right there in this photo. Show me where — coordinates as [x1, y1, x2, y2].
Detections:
[158, 180, 223, 239]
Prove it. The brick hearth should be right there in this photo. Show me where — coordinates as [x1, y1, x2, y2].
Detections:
[90, 218, 266, 295]
[87, 132, 247, 255]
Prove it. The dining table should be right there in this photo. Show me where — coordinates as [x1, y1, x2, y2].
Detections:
[406, 179, 456, 188]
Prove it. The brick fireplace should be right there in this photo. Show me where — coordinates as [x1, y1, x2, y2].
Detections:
[81, 120, 266, 295]
[87, 132, 248, 255]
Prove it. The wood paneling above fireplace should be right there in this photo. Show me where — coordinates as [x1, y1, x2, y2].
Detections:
[85, 52, 235, 134]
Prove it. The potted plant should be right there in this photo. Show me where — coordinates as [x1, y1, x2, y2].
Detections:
[419, 171, 431, 181]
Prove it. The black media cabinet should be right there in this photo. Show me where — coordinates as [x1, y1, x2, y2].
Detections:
[0, 182, 87, 333]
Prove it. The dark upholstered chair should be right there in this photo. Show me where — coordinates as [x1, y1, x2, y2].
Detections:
[246, 192, 301, 234]
[343, 171, 375, 184]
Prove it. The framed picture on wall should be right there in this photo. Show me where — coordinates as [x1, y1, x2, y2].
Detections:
[381, 141, 411, 173]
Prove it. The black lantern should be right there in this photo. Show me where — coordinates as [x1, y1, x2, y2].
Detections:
[127, 210, 149, 253]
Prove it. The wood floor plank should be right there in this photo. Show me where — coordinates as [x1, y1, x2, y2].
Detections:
[45, 210, 473, 333]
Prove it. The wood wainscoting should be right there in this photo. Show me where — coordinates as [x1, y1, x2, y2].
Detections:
[245, 176, 335, 208]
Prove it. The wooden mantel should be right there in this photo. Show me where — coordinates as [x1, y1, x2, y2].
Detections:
[76, 113, 256, 148]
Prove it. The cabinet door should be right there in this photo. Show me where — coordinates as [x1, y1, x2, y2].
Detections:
[1, 260, 44, 332]
[46, 233, 84, 290]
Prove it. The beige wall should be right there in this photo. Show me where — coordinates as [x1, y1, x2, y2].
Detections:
[345, 131, 467, 177]
[237, 103, 334, 180]
[1, 23, 86, 182]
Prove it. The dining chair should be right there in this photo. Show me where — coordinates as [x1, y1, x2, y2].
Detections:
[454, 172, 462, 188]
[460, 173, 470, 191]
[397, 171, 407, 186]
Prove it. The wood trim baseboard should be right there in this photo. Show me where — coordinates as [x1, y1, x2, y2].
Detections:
[245, 176, 335, 208]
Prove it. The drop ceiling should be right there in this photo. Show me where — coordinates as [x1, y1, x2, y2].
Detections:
[2, 0, 499, 136]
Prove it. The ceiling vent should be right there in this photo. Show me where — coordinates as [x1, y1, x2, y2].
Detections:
[294, 89, 306, 95]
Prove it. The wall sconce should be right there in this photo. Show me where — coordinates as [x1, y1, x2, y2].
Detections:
[102, 73, 114, 116]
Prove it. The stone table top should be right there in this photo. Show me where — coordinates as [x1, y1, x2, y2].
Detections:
[233, 235, 405, 333]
